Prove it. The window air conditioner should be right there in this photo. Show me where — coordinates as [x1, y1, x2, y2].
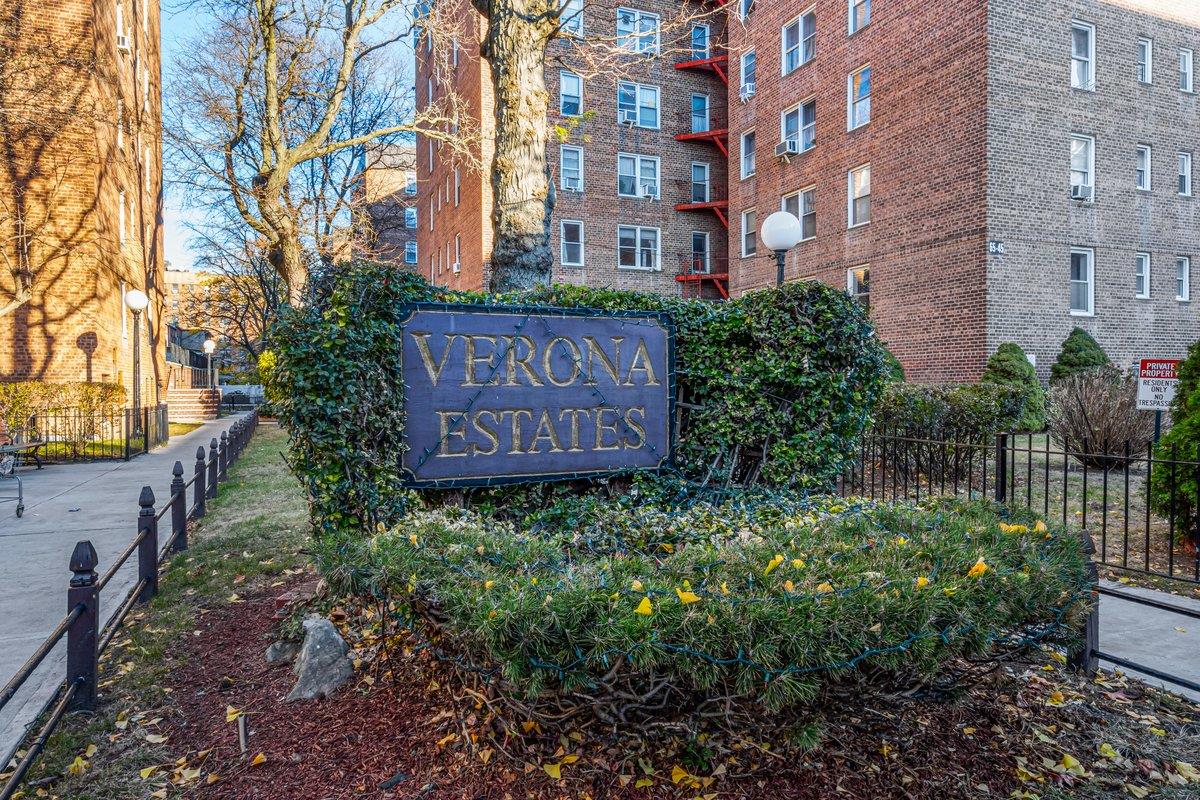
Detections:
[739, 83, 756, 102]
[117, 33, 131, 53]
[641, 183, 659, 200]
[1070, 184, 1094, 201]
[775, 139, 800, 158]
[451, 261, 461, 274]
[620, 109, 638, 126]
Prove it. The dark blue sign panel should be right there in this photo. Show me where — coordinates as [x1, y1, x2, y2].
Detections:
[398, 303, 674, 487]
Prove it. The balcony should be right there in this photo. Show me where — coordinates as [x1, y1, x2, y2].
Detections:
[675, 53, 729, 85]
[676, 256, 729, 300]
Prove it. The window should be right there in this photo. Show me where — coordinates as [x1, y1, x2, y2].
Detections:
[1135, 252, 1151, 298]
[849, 0, 870, 34]
[740, 50, 756, 97]
[1182, 48, 1195, 92]
[1180, 153, 1193, 196]
[781, 99, 816, 151]
[120, 280, 127, 335]
[429, 196, 434, 230]
[405, 207, 417, 228]
[781, 187, 817, 240]
[741, 208, 757, 257]
[427, 138, 434, 170]
[454, 168, 461, 205]
[560, 220, 584, 266]
[617, 153, 659, 197]
[691, 24, 709, 58]
[1178, 257, 1191, 301]
[1070, 247, 1094, 315]
[848, 65, 871, 129]
[847, 266, 869, 307]
[740, 130, 756, 178]
[1138, 37, 1153, 84]
[561, 0, 584, 37]
[1071, 21, 1095, 90]
[1137, 145, 1153, 191]
[560, 71, 582, 116]
[616, 8, 659, 54]
[617, 81, 660, 128]
[118, 189, 127, 244]
[690, 232, 710, 272]
[739, 0, 754, 21]
[1070, 134, 1094, 200]
[690, 162, 710, 203]
[404, 171, 417, 194]
[781, 11, 815, 75]
[690, 94, 710, 133]
[561, 145, 583, 191]
[403, 241, 417, 264]
[617, 225, 659, 270]
[848, 164, 871, 227]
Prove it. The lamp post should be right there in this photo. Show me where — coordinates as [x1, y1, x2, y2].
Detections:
[203, 338, 216, 389]
[759, 211, 804, 287]
[124, 289, 150, 432]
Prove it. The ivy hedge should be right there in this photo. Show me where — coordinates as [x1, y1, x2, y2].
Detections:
[266, 262, 890, 536]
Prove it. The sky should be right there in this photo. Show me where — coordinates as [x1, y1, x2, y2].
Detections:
[161, 7, 209, 272]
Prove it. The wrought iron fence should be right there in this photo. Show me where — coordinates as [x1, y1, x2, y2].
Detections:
[8, 405, 169, 466]
[0, 411, 260, 800]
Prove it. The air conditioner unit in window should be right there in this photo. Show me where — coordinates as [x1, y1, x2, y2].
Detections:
[620, 109, 638, 126]
[739, 83, 756, 102]
[640, 183, 659, 200]
[117, 33, 131, 53]
[775, 139, 800, 159]
[451, 261, 461, 274]
[1070, 184, 1094, 201]
[563, 183, 583, 193]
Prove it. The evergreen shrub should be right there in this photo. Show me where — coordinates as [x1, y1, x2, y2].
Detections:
[1050, 327, 1109, 383]
[1149, 340, 1200, 533]
[874, 383, 1030, 438]
[981, 343, 1046, 432]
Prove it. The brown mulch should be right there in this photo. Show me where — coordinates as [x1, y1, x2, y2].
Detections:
[159, 581, 1093, 800]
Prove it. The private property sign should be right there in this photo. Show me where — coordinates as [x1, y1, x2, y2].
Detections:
[398, 304, 674, 487]
[1136, 358, 1181, 412]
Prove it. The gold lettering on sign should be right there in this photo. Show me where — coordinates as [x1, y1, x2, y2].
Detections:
[558, 408, 592, 452]
[472, 410, 501, 456]
[463, 335, 499, 386]
[505, 409, 534, 454]
[413, 333, 457, 387]
[624, 406, 647, 449]
[594, 407, 622, 451]
[500, 335, 544, 387]
[527, 409, 566, 453]
[583, 336, 624, 385]
[435, 411, 469, 457]
[543, 337, 583, 387]
[624, 338, 661, 386]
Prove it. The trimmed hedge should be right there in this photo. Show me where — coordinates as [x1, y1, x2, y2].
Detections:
[0, 381, 127, 434]
[319, 495, 1091, 711]
[874, 382, 1031, 438]
[981, 343, 1046, 432]
[266, 262, 890, 536]
[1051, 327, 1109, 383]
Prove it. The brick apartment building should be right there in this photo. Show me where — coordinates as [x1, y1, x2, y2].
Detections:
[729, 0, 1200, 382]
[0, 0, 165, 399]
[413, 0, 731, 298]
[353, 143, 421, 268]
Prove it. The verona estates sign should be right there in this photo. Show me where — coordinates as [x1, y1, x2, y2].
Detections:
[398, 303, 674, 487]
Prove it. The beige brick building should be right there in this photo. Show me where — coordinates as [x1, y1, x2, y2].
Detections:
[0, 0, 165, 400]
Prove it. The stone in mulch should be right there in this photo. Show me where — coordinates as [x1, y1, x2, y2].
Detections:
[284, 616, 354, 701]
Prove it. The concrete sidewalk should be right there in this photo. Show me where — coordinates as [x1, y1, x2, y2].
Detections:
[1098, 579, 1200, 702]
[0, 415, 249, 766]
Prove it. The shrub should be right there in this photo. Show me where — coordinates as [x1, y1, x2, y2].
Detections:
[0, 381, 127, 434]
[981, 343, 1046, 432]
[318, 494, 1090, 717]
[882, 345, 905, 383]
[1048, 366, 1155, 468]
[267, 262, 890, 536]
[1148, 340, 1200, 533]
[874, 382, 1029, 438]
[1050, 327, 1109, 383]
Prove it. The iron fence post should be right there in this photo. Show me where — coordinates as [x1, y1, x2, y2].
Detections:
[194, 446, 207, 518]
[66, 541, 99, 711]
[1068, 529, 1100, 676]
[207, 438, 219, 498]
[142, 407, 150, 453]
[218, 431, 229, 481]
[124, 408, 131, 461]
[136, 486, 158, 603]
[994, 433, 1008, 504]
[170, 461, 187, 553]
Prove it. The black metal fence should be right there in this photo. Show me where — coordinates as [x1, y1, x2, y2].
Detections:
[0, 411, 260, 800]
[10, 404, 170, 466]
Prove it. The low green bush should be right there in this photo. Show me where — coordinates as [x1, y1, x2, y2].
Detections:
[320, 494, 1090, 714]
[1149, 340, 1200, 533]
[874, 382, 1030, 438]
[981, 343, 1046, 432]
[1051, 327, 1109, 383]
[0, 381, 127, 434]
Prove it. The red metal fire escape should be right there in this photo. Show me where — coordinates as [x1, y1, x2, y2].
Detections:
[673, 51, 730, 300]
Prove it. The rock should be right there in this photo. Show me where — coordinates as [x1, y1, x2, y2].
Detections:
[266, 640, 300, 664]
[284, 616, 354, 702]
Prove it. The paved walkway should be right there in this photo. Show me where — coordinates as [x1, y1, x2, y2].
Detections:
[0, 416, 248, 766]
[1099, 579, 1200, 701]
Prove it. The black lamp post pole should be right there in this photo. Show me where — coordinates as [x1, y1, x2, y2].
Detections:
[131, 310, 142, 434]
[774, 249, 786, 287]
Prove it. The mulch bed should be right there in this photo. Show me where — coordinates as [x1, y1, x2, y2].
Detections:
[163, 579, 1198, 800]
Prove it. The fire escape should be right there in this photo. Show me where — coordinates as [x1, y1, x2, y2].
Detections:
[673, 41, 730, 300]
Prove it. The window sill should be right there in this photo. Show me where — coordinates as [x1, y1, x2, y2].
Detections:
[1177, 297, 1191, 303]
[617, 265, 661, 272]
[847, 221, 870, 230]
[1135, 294, 1151, 301]
[847, 121, 870, 133]
[560, 263, 585, 269]
[1069, 310, 1095, 317]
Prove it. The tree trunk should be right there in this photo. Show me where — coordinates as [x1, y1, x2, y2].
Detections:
[481, 2, 557, 293]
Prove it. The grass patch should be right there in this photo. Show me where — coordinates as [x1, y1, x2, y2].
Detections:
[7, 424, 308, 799]
[167, 422, 202, 437]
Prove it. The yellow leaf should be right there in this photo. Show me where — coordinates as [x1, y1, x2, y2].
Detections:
[1149, 727, 1166, 737]
[436, 733, 457, 748]
[145, 734, 168, 745]
[968, 557, 989, 579]
[1099, 743, 1119, 759]
[543, 762, 562, 780]
[206, 773, 220, 785]
[484, 580, 495, 590]
[227, 593, 241, 603]
[180, 768, 201, 783]
[916, 576, 929, 589]
[250, 752, 267, 766]
[635, 597, 653, 616]
[150, 791, 168, 799]
[671, 765, 691, 784]
[792, 559, 806, 569]
[1175, 761, 1200, 782]
[479, 748, 493, 765]
[1046, 691, 1065, 706]
[675, 588, 701, 605]
[225, 706, 241, 723]
[783, 580, 795, 593]
[764, 554, 784, 576]
[635, 778, 654, 788]
[67, 756, 88, 776]
[894, 537, 908, 546]
[1125, 783, 1150, 798]
[631, 580, 644, 592]
[408, 533, 418, 546]
[816, 582, 834, 593]
[561, 754, 579, 764]
[140, 765, 159, 779]
[942, 587, 958, 597]
[84, 744, 97, 758]
[719, 581, 730, 596]
[1035, 520, 1047, 534]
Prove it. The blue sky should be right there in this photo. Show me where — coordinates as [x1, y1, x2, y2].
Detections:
[161, 7, 208, 271]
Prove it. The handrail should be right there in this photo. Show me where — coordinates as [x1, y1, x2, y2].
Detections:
[98, 578, 150, 654]
[96, 527, 149, 592]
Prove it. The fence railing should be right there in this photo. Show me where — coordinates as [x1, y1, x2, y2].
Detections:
[166, 361, 216, 390]
[0, 411, 260, 800]
[9, 404, 170, 466]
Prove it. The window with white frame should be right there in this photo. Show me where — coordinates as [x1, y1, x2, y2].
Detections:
[405, 207, 417, 228]
[781, 99, 816, 151]
[1180, 152, 1193, 196]
[427, 138, 434, 170]
[405, 241, 418, 264]
[741, 208, 757, 257]
[616, 8, 659, 54]
[739, 0, 754, 21]
[1138, 37, 1153, 84]
[690, 232, 710, 273]
[691, 94, 710, 133]
[847, 266, 869, 307]
[561, 220, 584, 266]
[740, 50, 756, 97]
[121, 281, 127, 335]
[690, 162, 710, 203]
[454, 168, 461, 205]
[1070, 134, 1095, 200]
[561, 0, 584, 37]
[617, 81, 660, 128]
[560, 145, 583, 191]
[691, 24, 709, 58]
[1070, 247, 1094, 315]
[1178, 256, 1191, 301]
[617, 153, 660, 197]
[740, 130, 756, 178]
[848, 164, 871, 227]
[848, 65, 871, 129]
[1182, 48, 1195, 92]
[617, 225, 659, 270]
[781, 11, 816, 75]
[1137, 145, 1153, 190]
[560, 71, 582, 116]
[428, 196, 434, 230]
[849, 0, 869, 34]
[782, 190, 816, 240]
[1071, 21, 1095, 90]
[405, 171, 417, 194]
[1135, 252, 1151, 298]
